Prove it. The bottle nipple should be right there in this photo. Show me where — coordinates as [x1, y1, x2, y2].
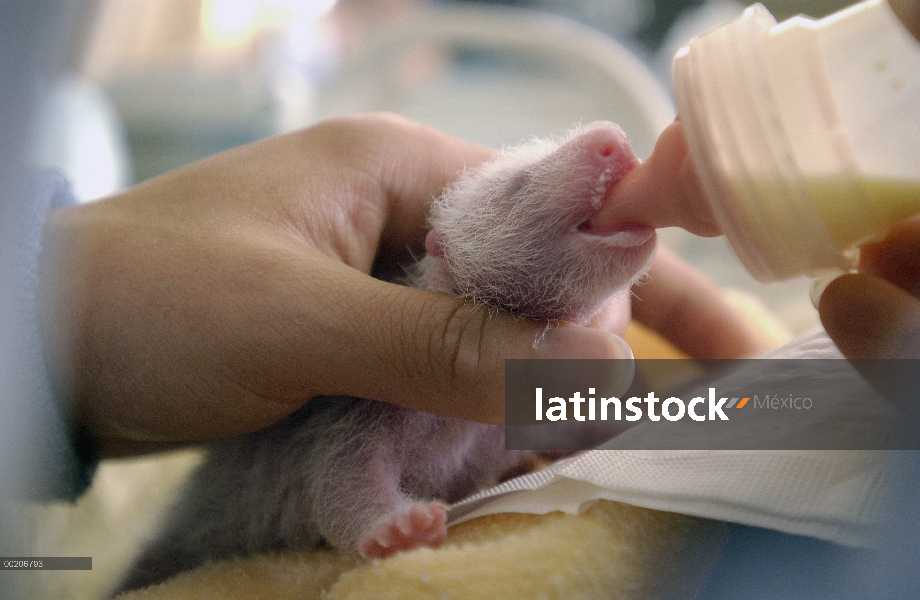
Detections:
[589, 119, 721, 238]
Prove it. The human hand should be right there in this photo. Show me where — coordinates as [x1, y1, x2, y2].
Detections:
[40, 114, 638, 458]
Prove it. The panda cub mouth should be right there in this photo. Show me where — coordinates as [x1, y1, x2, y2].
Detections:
[573, 159, 654, 249]
[575, 219, 656, 248]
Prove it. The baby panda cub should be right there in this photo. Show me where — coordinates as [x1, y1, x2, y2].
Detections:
[116, 121, 657, 593]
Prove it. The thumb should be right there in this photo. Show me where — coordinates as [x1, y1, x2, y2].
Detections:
[819, 273, 920, 419]
[301, 264, 634, 424]
[819, 273, 920, 360]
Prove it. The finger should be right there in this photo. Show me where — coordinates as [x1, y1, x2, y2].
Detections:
[268, 256, 632, 424]
[889, 0, 920, 41]
[819, 273, 920, 410]
[174, 115, 494, 276]
[858, 214, 920, 298]
[306, 114, 496, 264]
[819, 273, 920, 359]
[630, 247, 774, 358]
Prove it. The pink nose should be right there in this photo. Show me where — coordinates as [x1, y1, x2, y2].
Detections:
[568, 124, 639, 185]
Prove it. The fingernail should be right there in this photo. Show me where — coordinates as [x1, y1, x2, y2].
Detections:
[810, 269, 849, 309]
[537, 326, 635, 397]
[538, 325, 634, 361]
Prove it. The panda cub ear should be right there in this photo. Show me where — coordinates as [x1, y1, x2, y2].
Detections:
[425, 229, 445, 258]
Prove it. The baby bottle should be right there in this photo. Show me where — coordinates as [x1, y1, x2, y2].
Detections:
[672, 0, 920, 283]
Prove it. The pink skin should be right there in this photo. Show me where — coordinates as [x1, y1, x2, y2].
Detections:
[359, 120, 752, 558]
[359, 122, 718, 560]
[358, 125, 652, 559]
[359, 502, 448, 559]
[354, 122, 761, 559]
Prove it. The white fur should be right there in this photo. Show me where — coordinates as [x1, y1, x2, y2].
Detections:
[421, 121, 654, 323]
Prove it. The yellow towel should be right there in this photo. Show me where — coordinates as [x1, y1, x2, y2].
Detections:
[116, 501, 727, 600]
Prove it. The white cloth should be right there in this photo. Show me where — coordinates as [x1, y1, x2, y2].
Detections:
[449, 330, 893, 548]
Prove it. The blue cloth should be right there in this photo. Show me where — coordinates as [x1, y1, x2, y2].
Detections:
[0, 0, 95, 506]
[6, 170, 97, 502]
[701, 452, 920, 599]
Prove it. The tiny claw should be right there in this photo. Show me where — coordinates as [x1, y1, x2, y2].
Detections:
[357, 502, 448, 560]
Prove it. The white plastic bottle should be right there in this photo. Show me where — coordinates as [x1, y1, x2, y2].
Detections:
[673, 0, 920, 283]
